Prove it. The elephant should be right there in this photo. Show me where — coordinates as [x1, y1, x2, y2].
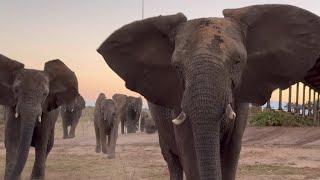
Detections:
[94, 93, 120, 159]
[113, 94, 142, 134]
[97, 4, 320, 180]
[60, 95, 85, 139]
[0, 54, 78, 180]
[140, 110, 157, 133]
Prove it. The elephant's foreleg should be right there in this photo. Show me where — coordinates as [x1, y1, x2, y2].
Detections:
[100, 128, 107, 154]
[121, 119, 125, 134]
[94, 122, 101, 153]
[69, 117, 80, 138]
[4, 107, 21, 180]
[160, 138, 183, 180]
[107, 120, 120, 159]
[221, 103, 248, 180]
[62, 118, 69, 139]
[148, 102, 183, 180]
[31, 124, 51, 179]
[46, 128, 55, 156]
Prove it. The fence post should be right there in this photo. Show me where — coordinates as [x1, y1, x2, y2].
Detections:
[313, 89, 316, 123]
[288, 86, 292, 112]
[317, 92, 320, 126]
[308, 88, 312, 116]
[278, 89, 282, 110]
[302, 84, 306, 118]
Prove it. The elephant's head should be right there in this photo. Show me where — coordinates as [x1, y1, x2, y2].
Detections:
[100, 99, 116, 131]
[95, 93, 106, 111]
[98, 5, 320, 179]
[142, 111, 157, 134]
[62, 95, 85, 112]
[125, 96, 142, 133]
[0, 54, 78, 179]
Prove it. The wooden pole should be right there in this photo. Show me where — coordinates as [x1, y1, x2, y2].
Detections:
[288, 86, 292, 112]
[278, 89, 282, 110]
[296, 83, 299, 114]
[308, 88, 312, 116]
[302, 84, 306, 117]
[313, 90, 316, 122]
[316, 92, 320, 126]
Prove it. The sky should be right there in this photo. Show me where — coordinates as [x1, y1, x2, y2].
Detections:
[1, 0, 319, 106]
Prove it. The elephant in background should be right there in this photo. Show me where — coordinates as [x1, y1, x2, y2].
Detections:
[140, 110, 157, 134]
[113, 94, 142, 134]
[60, 95, 85, 139]
[94, 93, 119, 159]
[98, 4, 320, 179]
[1, 54, 78, 180]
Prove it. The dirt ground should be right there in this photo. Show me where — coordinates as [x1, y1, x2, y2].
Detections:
[0, 121, 320, 180]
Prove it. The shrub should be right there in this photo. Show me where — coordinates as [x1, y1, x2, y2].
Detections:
[249, 110, 316, 127]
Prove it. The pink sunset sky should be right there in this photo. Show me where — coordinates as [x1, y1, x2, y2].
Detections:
[1, 0, 319, 106]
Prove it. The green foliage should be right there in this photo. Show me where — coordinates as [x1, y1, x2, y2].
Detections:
[249, 110, 316, 127]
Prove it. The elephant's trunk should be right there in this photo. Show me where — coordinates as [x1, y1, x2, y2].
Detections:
[126, 108, 138, 133]
[8, 108, 38, 180]
[183, 61, 227, 179]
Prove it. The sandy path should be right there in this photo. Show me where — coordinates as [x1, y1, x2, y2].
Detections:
[0, 126, 320, 179]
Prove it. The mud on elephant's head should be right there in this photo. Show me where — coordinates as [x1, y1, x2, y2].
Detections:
[62, 94, 85, 113]
[0, 54, 78, 179]
[98, 4, 320, 179]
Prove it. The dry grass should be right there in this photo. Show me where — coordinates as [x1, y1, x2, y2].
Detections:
[0, 108, 320, 179]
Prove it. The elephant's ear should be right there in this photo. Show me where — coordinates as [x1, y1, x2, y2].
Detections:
[98, 13, 187, 108]
[224, 5, 320, 105]
[0, 54, 24, 106]
[44, 60, 79, 111]
[78, 95, 86, 110]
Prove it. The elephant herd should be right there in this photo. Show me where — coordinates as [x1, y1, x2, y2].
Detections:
[1, 3, 320, 180]
[0, 55, 155, 179]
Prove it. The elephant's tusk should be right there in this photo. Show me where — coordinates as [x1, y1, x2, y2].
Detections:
[172, 111, 187, 125]
[71, 109, 74, 112]
[226, 104, 236, 120]
[38, 115, 42, 123]
[15, 112, 19, 118]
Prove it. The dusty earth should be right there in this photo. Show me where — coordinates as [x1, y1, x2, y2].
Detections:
[0, 122, 320, 180]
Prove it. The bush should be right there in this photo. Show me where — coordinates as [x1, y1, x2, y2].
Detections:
[249, 110, 316, 127]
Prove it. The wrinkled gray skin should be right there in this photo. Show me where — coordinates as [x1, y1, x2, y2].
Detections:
[113, 94, 142, 134]
[98, 5, 320, 180]
[140, 110, 157, 134]
[0, 54, 78, 180]
[94, 93, 119, 159]
[61, 95, 85, 139]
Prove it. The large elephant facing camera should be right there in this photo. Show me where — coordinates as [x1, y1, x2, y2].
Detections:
[113, 94, 142, 134]
[0, 54, 78, 180]
[98, 4, 320, 180]
[60, 95, 85, 139]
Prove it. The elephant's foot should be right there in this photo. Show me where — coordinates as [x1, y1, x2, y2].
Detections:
[31, 171, 45, 180]
[63, 135, 69, 139]
[101, 147, 108, 154]
[95, 146, 101, 153]
[31, 176, 45, 180]
[107, 153, 115, 159]
[68, 134, 75, 139]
